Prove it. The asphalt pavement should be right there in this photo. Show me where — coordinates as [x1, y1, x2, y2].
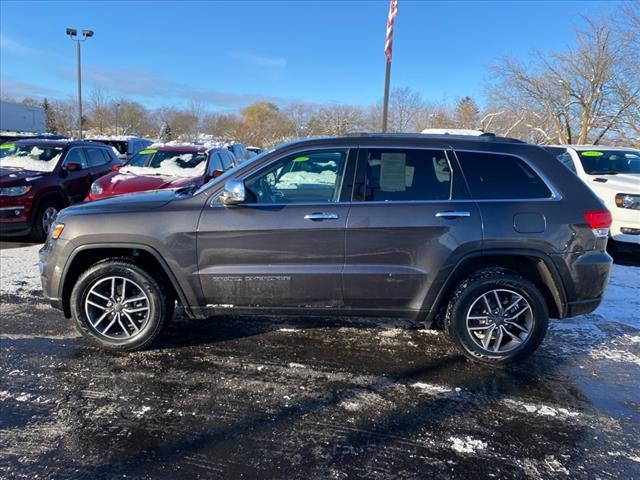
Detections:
[0, 241, 639, 479]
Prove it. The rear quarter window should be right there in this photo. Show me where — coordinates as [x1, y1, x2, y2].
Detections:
[456, 151, 552, 199]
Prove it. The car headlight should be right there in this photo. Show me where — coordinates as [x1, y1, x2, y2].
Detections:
[90, 182, 103, 195]
[615, 193, 640, 210]
[0, 185, 32, 197]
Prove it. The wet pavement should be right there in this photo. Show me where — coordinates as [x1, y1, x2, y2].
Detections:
[1, 246, 639, 479]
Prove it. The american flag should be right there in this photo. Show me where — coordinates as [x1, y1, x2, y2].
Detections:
[385, 0, 398, 62]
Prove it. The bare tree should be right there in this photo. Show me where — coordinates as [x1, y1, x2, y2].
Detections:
[87, 87, 111, 134]
[490, 17, 639, 145]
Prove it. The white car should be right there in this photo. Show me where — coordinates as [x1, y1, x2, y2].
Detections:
[547, 145, 640, 249]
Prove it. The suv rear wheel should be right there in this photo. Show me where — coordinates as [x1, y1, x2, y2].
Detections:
[445, 269, 549, 364]
[70, 260, 173, 351]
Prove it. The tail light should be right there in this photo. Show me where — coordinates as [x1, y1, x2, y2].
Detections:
[584, 210, 612, 238]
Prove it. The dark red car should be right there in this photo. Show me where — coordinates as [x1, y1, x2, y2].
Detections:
[0, 139, 120, 240]
[85, 145, 237, 201]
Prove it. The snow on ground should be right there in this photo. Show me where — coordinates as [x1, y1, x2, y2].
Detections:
[0, 245, 42, 296]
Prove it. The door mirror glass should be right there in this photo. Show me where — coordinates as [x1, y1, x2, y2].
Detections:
[65, 162, 82, 172]
[219, 179, 246, 205]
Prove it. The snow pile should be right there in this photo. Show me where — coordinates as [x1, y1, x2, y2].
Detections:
[121, 154, 206, 178]
[0, 245, 42, 296]
[150, 140, 227, 150]
[411, 382, 453, 395]
[449, 436, 487, 454]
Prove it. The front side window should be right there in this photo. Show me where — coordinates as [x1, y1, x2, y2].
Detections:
[456, 151, 552, 199]
[0, 144, 64, 172]
[354, 148, 451, 202]
[577, 150, 640, 175]
[207, 153, 224, 174]
[63, 148, 88, 168]
[245, 149, 348, 203]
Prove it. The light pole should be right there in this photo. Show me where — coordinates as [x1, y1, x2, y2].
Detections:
[115, 103, 120, 136]
[66, 28, 93, 139]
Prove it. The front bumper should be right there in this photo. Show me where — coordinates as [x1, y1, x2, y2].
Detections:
[0, 220, 31, 237]
[39, 237, 72, 315]
[610, 210, 640, 245]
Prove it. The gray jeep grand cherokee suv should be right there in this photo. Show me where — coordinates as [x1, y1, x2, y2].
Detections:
[39, 134, 613, 363]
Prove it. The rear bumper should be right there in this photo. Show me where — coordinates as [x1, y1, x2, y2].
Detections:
[556, 250, 612, 318]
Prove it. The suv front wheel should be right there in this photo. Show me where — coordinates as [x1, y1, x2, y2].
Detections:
[70, 260, 173, 351]
[445, 269, 549, 364]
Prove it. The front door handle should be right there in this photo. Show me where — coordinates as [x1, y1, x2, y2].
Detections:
[435, 211, 471, 219]
[304, 212, 339, 221]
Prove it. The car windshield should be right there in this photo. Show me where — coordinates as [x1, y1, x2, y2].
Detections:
[0, 143, 64, 172]
[120, 149, 208, 177]
[578, 150, 640, 175]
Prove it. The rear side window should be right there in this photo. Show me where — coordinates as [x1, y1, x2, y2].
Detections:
[85, 148, 110, 167]
[557, 152, 576, 174]
[456, 151, 552, 199]
[354, 148, 451, 202]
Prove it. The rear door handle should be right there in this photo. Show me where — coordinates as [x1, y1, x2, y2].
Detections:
[304, 212, 339, 221]
[435, 211, 471, 219]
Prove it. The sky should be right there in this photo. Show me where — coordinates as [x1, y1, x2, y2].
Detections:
[0, 0, 623, 113]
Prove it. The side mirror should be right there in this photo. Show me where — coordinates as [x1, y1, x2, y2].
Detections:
[65, 162, 82, 172]
[219, 179, 246, 205]
[211, 169, 224, 179]
[111, 164, 122, 172]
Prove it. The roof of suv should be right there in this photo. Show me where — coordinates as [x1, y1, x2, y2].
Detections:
[11, 139, 112, 148]
[551, 144, 639, 152]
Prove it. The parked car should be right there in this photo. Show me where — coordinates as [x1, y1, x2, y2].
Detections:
[85, 136, 153, 163]
[40, 133, 612, 363]
[0, 139, 120, 240]
[546, 145, 639, 250]
[227, 142, 255, 162]
[85, 144, 236, 201]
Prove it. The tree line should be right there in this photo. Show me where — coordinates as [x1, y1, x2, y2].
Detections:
[6, 4, 638, 148]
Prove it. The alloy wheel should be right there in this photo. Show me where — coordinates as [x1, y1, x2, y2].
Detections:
[465, 288, 533, 353]
[84, 276, 151, 340]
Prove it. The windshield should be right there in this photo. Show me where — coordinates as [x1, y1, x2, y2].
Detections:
[121, 149, 208, 177]
[0, 143, 64, 172]
[578, 150, 640, 175]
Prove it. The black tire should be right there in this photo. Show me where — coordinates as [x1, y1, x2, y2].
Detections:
[445, 268, 549, 364]
[30, 199, 62, 242]
[70, 259, 173, 351]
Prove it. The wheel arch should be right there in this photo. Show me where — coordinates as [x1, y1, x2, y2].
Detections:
[59, 243, 191, 318]
[425, 249, 568, 326]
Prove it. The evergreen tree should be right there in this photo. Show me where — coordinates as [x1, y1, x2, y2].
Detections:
[160, 123, 173, 142]
[42, 98, 58, 133]
[455, 96, 480, 130]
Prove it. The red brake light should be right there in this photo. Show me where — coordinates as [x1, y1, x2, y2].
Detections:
[583, 210, 612, 229]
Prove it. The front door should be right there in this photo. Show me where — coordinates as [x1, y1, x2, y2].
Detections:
[60, 147, 90, 203]
[196, 148, 355, 308]
[344, 146, 483, 313]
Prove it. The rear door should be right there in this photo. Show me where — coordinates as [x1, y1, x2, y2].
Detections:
[196, 147, 356, 308]
[344, 146, 482, 313]
[85, 147, 114, 181]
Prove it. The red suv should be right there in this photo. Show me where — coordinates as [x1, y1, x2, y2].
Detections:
[85, 144, 237, 201]
[0, 139, 120, 240]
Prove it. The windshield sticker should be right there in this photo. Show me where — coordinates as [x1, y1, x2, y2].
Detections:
[0, 144, 14, 149]
[138, 149, 157, 155]
[292, 156, 309, 163]
[580, 151, 604, 157]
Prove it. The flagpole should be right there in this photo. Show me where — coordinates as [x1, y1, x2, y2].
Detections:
[382, 0, 397, 133]
[382, 59, 391, 132]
